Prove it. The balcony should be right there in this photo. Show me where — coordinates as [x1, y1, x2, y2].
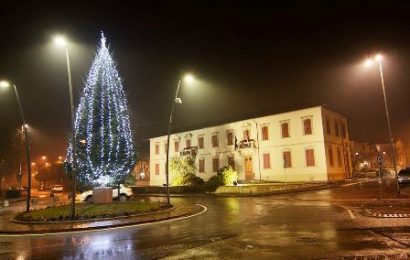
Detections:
[239, 139, 256, 149]
[180, 146, 198, 157]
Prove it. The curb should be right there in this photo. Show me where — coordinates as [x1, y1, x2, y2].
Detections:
[212, 184, 333, 197]
[12, 205, 175, 224]
[0, 204, 205, 235]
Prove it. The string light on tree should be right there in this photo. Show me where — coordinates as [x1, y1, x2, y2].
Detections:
[66, 32, 135, 187]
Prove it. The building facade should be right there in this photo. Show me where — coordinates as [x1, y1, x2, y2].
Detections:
[149, 106, 352, 186]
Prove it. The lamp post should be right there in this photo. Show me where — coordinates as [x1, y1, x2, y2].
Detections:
[165, 74, 194, 206]
[0, 80, 32, 211]
[54, 35, 77, 217]
[364, 54, 400, 193]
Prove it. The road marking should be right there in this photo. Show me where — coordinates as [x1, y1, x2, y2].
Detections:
[0, 204, 207, 237]
[347, 209, 356, 219]
[341, 179, 376, 187]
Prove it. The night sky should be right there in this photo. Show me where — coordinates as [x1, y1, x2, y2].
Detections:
[1, 1, 410, 161]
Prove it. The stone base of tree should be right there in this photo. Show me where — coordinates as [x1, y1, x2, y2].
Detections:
[92, 187, 113, 203]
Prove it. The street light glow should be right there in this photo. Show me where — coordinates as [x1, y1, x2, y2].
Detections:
[375, 54, 383, 61]
[184, 74, 194, 84]
[364, 58, 374, 67]
[42, 156, 47, 160]
[0, 80, 11, 88]
[54, 35, 67, 46]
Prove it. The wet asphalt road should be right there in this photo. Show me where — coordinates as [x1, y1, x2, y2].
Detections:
[1, 180, 410, 259]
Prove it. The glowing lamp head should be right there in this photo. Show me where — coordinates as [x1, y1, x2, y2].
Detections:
[42, 156, 47, 160]
[364, 58, 374, 67]
[0, 80, 11, 88]
[183, 74, 194, 84]
[375, 54, 382, 61]
[54, 36, 67, 46]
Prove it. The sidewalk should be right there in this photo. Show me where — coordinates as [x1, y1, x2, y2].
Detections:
[0, 203, 204, 235]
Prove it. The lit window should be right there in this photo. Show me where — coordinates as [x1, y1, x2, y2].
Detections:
[303, 118, 312, 135]
[328, 146, 334, 167]
[212, 157, 219, 172]
[337, 147, 342, 167]
[283, 151, 292, 168]
[198, 136, 204, 149]
[325, 118, 331, 135]
[212, 133, 219, 148]
[263, 153, 271, 169]
[281, 122, 289, 138]
[262, 126, 269, 141]
[305, 149, 315, 167]
[334, 121, 339, 137]
[174, 141, 179, 153]
[227, 132, 233, 145]
[199, 159, 205, 173]
[341, 122, 347, 138]
[243, 129, 250, 140]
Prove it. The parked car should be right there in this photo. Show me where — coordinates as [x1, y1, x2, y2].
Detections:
[79, 184, 133, 203]
[398, 168, 410, 184]
[51, 184, 64, 193]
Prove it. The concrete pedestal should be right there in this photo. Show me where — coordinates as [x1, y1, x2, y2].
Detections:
[92, 187, 113, 203]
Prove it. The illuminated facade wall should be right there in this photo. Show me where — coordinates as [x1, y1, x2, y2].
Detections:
[149, 106, 351, 185]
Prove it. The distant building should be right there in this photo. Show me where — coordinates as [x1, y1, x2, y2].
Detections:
[149, 106, 352, 185]
[350, 138, 408, 172]
[133, 160, 150, 186]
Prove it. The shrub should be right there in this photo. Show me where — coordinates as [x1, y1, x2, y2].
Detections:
[6, 188, 20, 199]
[217, 165, 238, 185]
[204, 175, 222, 192]
[171, 156, 204, 186]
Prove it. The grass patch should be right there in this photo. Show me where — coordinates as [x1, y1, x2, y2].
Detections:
[17, 201, 169, 222]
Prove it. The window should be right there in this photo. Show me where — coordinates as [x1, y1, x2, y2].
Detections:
[155, 164, 160, 175]
[186, 139, 191, 148]
[164, 143, 168, 153]
[283, 151, 292, 168]
[334, 121, 339, 137]
[303, 118, 312, 135]
[155, 143, 159, 155]
[281, 122, 289, 138]
[199, 159, 205, 173]
[174, 141, 179, 153]
[328, 146, 334, 167]
[337, 147, 342, 167]
[212, 133, 219, 147]
[212, 157, 219, 172]
[243, 129, 250, 140]
[198, 136, 204, 149]
[305, 149, 315, 167]
[341, 122, 346, 138]
[228, 155, 235, 170]
[263, 153, 271, 169]
[227, 132, 233, 145]
[326, 118, 331, 135]
[262, 126, 269, 141]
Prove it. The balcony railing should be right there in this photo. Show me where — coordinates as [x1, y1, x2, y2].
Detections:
[180, 146, 198, 157]
[239, 139, 256, 149]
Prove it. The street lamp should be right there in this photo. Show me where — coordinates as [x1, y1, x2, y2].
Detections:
[165, 74, 195, 205]
[0, 80, 32, 211]
[54, 34, 77, 218]
[364, 53, 400, 193]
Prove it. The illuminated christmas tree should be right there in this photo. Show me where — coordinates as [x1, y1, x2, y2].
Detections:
[66, 33, 135, 187]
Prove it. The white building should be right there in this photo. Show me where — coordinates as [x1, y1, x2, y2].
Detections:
[149, 106, 352, 185]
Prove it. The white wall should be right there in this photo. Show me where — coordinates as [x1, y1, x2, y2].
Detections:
[149, 106, 349, 185]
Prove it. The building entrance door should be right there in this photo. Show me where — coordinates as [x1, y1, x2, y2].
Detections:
[244, 156, 254, 180]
